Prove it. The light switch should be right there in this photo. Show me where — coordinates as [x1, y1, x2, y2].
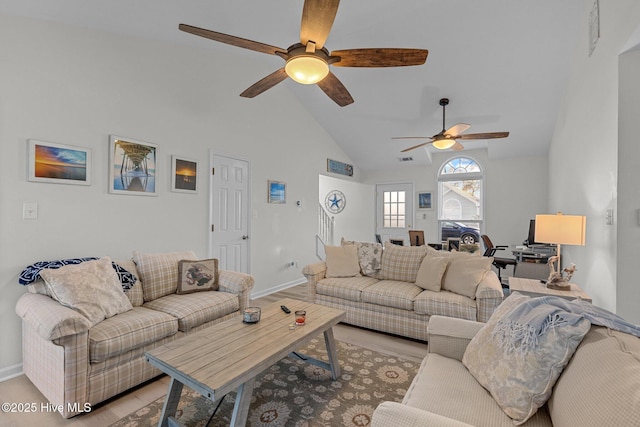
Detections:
[23, 203, 38, 220]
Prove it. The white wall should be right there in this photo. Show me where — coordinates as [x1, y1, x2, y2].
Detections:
[319, 175, 375, 244]
[361, 150, 548, 250]
[0, 14, 357, 373]
[617, 47, 640, 323]
[549, 0, 640, 318]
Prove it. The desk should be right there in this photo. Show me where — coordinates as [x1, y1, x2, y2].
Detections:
[511, 246, 557, 262]
[508, 277, 592, 302]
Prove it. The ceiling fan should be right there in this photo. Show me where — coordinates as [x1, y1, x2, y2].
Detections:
[179, 0, 428, 107]
[393, 98, 510, 152]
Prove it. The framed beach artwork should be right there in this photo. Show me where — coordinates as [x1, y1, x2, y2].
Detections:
[268, 180, 286, 204]
[28, 139, 91, 185]
[417, 191, 433, 210]
[109, 135, 157, 196]
[171, 156, 198, 193]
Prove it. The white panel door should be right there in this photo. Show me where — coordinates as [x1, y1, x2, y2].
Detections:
[210, 154, 250, 273]
[375, 182, 414, 245]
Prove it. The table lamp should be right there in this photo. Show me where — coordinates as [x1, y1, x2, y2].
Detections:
[534, 212, 586, 290]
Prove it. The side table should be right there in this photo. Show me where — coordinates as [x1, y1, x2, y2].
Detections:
[508, 277, 592, 302]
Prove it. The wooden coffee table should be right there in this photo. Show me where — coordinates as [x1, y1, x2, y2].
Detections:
[145, 298, 346, 427]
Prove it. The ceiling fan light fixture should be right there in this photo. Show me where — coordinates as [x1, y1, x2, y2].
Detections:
[432, 136, 456, 150]
[285, 55, 329, 84]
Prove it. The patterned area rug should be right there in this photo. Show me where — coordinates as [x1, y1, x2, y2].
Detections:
[110, 337, 420, 427]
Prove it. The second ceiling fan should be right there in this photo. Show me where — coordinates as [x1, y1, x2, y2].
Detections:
[179, 0, 429, 107]
[394, 98, 510, 152]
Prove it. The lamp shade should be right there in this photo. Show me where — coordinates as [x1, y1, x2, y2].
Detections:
[535, 213, 586, 246]
[432, 137, 456, 150]
[285, 55, 329, 85]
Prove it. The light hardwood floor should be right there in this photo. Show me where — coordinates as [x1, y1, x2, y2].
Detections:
[0, 284, 428, 426]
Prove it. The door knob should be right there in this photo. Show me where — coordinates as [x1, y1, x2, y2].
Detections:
[242, 235, 249, 240]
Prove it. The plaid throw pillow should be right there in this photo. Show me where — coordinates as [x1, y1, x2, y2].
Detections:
[379, 243, 428, 282]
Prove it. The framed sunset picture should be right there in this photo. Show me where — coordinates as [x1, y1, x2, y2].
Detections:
[28, 139, 91, 185]
[171, 155, 198, 193]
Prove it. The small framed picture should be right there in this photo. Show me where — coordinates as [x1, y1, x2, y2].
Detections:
[109, 135, 157, 196]
[417, 191, 433, 210]
[28, 139, 91, 185]
[171, 156, 198, 193]
[268, 180, 286, 204]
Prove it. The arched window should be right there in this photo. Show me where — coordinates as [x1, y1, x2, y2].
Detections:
[437, 156, 484, 245]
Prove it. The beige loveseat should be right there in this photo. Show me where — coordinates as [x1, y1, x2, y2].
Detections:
[372, 293, 640, 427]
[15, 251, 254, 418]
[303, 241, 503, 341]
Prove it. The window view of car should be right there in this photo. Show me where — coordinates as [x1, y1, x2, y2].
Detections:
[441, 221, 480, 244]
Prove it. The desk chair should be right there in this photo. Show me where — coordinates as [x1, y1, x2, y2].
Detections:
[481, 234, 517, 288]
[408, 230, 425, 246]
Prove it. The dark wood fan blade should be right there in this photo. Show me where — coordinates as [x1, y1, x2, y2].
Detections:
[444, 123, 471, 137]
[451, 141, 465, 151]
[401, 140, 434, 152]
[458, 132, 510, 140]
[179, 24, 287, 56]
[316, 71, 354, 106]
[239, 68, 288, 98]
[300, 0, 340, 49]
[330, 48, 428, 67]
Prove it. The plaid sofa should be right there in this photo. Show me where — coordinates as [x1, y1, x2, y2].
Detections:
[372, 315, 640, 427]
[15, 254, 254, 418]
[302, 245, 503, 342]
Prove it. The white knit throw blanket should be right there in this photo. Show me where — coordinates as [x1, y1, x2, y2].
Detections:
[492, 294, 640, 353]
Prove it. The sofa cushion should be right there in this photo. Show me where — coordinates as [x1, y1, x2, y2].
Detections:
[547, 326, 640, 427]
[133, 250, 197, 302]
[442, 255, 492, 299]
[462, 293, 590, 425]
[316, 276, 379, 302]
[143, 291, 239, 332]
[379, 243, 427, 282]
[40, 257, 133, 327]
[414, 290, 477, 321]
[341, 238, 383, 276]
[177, 258, 218, 294]
[325, 245, 361, 278]
[403, 353, 552, 427]
[361, 280, 423, 311]
[415, 256, 449, 291]
[89, 306, 178, 363]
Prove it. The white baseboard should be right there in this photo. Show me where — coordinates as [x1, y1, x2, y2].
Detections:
[0, 363, 23, 383]
[251, 278, 306, 300]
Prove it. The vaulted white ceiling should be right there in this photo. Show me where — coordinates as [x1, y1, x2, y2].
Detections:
[0, 0, 584, 171]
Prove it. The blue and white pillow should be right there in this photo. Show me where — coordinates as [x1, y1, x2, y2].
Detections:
[19, 257, 137, 291]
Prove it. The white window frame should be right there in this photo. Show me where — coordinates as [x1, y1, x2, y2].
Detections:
[437, 156, 484, 243]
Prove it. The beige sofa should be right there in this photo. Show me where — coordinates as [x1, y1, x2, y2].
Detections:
[303, 242, 503, 341]
[15, 251, 254, 418]
[372, 294, 640, 427]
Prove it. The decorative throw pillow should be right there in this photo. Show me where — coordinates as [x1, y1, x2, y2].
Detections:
[325, 245, 361, 278]
[133, 250, 197, 302]
[441, 255, 492, 299]
[379, 243, 427, 283]
[462, 293, 591, 425]
[39, 256, 133, 326]
[177, 258, 219, 294]
[414, 256, 449, 291]
[341, 238, 383, 276]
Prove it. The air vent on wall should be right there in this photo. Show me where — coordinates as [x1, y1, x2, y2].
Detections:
[398, 156, 414, 162]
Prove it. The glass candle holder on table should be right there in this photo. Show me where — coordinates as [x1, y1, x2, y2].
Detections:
[295, 310, 306, 325]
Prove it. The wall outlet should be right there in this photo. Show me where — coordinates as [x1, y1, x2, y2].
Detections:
[23, 202, 38, 220]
